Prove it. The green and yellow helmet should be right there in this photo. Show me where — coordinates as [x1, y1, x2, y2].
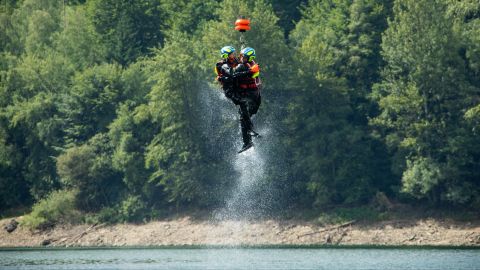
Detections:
[240, 47, 256, 62]
[220, 46, 235, 59]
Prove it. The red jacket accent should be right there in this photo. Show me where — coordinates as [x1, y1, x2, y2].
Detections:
[236, 61, 260, 91]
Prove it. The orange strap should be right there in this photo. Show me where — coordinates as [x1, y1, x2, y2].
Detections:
[250, 64, 259, 73]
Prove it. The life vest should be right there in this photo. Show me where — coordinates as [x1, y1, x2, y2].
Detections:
[235, 61, 261, 90]
[215, 58, 238, 80]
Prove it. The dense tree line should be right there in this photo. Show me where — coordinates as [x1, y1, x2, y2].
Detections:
[0, 0, 479, 223]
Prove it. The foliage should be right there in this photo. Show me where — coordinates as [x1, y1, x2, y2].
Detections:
[401, 157, 442, 199]
[272, 0, 307, 36]
[21, 189, 81, 230]
[85, 0, 164, 65]
[1, 0, 479, 223]
[61, 63, 125, 144]
[315, 206, 385, 225]
[143, 36, 209, 206]
[54, 6, 106, 69]
[160, 0, 217, 36]
[285, 0, 394, 207]
[119, 195, 148, 223]
[0, 124, 28, 211]
[57, 134, 123, 211]
[371, 0, 480, 205]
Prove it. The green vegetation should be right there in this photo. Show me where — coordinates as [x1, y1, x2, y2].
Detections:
[1, 0, 479, 226]
[315, 207, 387, 225]
[21, 189, 81, 230]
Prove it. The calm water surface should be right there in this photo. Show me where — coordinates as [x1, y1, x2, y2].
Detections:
[0, 247, 479, 270]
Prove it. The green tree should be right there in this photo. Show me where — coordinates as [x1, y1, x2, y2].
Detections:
[160, 0, 217, 36]
[285, 0, 394, 207]
[61, 63, 124, 144]
[57, 134, 123, 211]
[7, 0, 63, 55]
[272, 0, 307, 36]
[143, 36, 209, 205]
[0, 123, 29, 212]
[0, 0, 21, 53]
[371, 0, 480, 206]
[108, 61, 157, 201]
[291, 0, 392, 120]
[2, 51, 74, 200]
[53, 5, 106, 69]
[86, 0, 164, 65]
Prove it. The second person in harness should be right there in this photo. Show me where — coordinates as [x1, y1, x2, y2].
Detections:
[233, 47, 262, 153]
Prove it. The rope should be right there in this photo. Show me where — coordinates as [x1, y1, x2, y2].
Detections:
[240, 32, 246, 50]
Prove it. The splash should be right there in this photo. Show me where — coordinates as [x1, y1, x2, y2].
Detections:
[208, 140, 272, 246]
[199, 84, 276, 245]
[217, 145, 266, 220]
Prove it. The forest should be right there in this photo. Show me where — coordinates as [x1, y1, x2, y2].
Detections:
[0, 0, 479, 227]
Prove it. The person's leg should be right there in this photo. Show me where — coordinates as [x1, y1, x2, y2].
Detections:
[248, 94, 260, 116]
[245, 93, 261, 137]
[239, 101, 253, 146]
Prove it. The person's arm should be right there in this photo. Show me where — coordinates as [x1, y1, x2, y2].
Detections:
[250, 63, 260, 78]
[233, 63, 249, 78]
[214, 62, 223, 82]
[234, 63, 260, 78]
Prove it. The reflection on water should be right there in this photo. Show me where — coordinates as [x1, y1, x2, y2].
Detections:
[1, 248, 479, 270]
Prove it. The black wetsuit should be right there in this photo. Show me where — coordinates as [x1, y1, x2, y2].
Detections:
[233, 62, 261, 146]
[216, 60, 261, 148]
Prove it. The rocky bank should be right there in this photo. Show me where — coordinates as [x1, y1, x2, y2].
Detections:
[1, 217, 479, 247]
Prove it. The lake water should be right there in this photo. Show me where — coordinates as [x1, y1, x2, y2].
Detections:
[0, 247, 479, 270]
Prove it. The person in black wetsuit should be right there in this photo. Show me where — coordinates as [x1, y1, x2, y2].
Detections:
[215, 46, 239, 103]
[215, 46, 261, 153]
[233, 47, 261, 153]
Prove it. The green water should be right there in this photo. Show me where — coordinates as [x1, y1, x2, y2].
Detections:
[0, 247, 479, 269]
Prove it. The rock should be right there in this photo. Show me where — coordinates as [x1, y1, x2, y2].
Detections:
[373, 191, 394, 210]
[57, 237, 68, 245]
[324, 234, 332, 244]
[408, 234, 416, 241]
[475, 235, 480, 244]
[4, 219, 19, 233]
[41, 239, 51, 246]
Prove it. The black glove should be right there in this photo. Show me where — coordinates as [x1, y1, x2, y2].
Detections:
[232, 70, 249, 78]
[220, 76, 232, 83]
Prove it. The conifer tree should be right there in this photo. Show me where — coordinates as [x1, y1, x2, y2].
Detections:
[372, 0, 480, 205]
[286, 0, 393, 206]
[86, 0, 163, 65]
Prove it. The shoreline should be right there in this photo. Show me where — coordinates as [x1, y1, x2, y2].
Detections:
[1, 217, 479, 248]
[2, 245, 480, 250]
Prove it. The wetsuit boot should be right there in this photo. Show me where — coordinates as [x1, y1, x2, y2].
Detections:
[239, 117, 253, 153]
[249, 129, 261, 138]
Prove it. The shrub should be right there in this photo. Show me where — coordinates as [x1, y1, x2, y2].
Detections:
[315, 207, 385, 226]
[22, 189, 82, 230]
[119, 195, 147, 223]
[85, 196, 149, 224]
[402, 157, 442, 199]
[57, 137, 124, 211]
[84, 207, 120, 224]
